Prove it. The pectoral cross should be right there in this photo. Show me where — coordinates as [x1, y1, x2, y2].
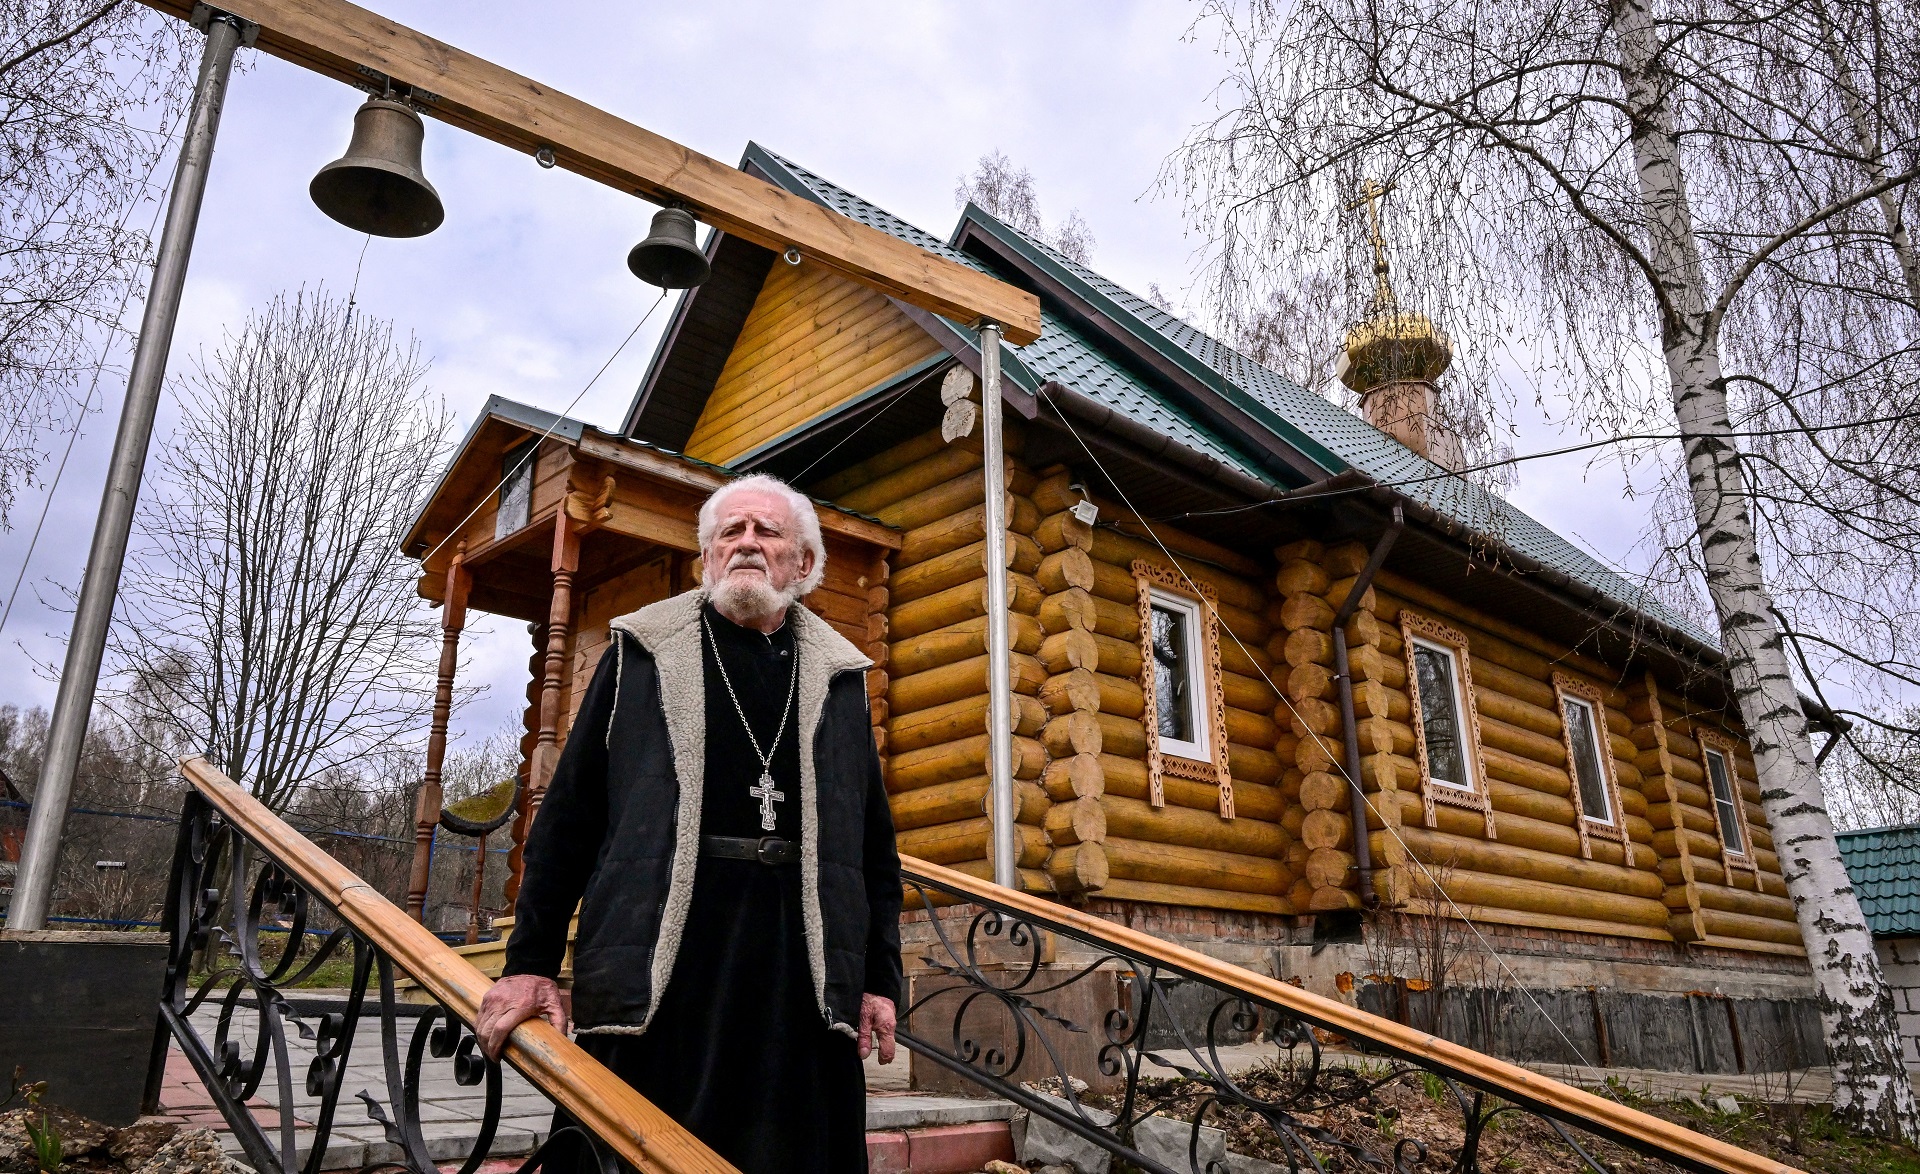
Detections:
[750, 771, 785, 831]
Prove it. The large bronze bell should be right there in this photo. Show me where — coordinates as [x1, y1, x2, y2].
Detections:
[310, 98, 445, 238]
[627, 206, 711, 288]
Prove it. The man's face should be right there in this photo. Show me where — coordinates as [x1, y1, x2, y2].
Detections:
[704, 486, 812, 600]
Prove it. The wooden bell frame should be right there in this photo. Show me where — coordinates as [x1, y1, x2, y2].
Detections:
[1696, 724, 1760, 881]
[1551, 672, 1634, 866]
[1399, 611, 1496, 837]
[1133, 560, 1233, 818]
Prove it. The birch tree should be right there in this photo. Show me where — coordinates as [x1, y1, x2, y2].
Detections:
[1167, 0, 1920, 1136]
[107, 289, 451, 813]
[0, 0, 191, 527]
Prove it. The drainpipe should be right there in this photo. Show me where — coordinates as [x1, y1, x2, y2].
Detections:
[1331, 506, 1403, 907]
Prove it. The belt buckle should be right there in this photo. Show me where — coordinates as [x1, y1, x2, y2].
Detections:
[756, 836, 787, 865]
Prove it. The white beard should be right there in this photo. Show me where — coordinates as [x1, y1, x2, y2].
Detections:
[706, 566, 798, 626]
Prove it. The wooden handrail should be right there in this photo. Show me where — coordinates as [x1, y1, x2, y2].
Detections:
[898, 854, 1805, 1174]
[179, 758, 738, 1174]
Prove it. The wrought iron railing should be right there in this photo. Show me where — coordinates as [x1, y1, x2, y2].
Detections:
[148, 758, 735, 1174]
[895, 859, 1800, 1174]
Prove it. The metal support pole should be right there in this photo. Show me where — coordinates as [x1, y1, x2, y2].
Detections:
[7, 9, 251, 930]
[1332, 506, 1403, 908]
[979, 323, 1017, 888]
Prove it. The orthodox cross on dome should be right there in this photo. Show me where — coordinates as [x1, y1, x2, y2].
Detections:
[1343, 177, 1399, 314]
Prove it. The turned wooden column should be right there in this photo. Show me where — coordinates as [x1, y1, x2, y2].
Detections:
[406, 545, 470, 923]
[530, 511, 581, 817]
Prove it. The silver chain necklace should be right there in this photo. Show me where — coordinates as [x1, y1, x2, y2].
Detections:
[703, 613, 799, 832]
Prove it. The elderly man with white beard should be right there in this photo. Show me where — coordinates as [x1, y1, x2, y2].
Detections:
[474, 474, 903, 1173]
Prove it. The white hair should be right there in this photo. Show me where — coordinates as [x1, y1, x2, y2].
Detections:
[697, 473, 827, 597]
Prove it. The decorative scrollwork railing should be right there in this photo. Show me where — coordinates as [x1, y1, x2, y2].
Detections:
[150, 757, 736, 1174]
[894, 858, 1799, 1174]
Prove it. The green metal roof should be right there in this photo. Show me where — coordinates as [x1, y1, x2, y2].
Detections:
[745, 143, 1716, 650]
[744, 146, 1274, 487]
[1837, 824, 1920, 936]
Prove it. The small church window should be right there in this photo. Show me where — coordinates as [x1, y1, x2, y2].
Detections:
[1703, 746, 1746, 856]
[1132, 560, 1233, 818]
[496, 437, 537, 539]
[1562, 696, 1614, 826]
[1410, 638, 1473, 790]
[1551, 672, 1632, 864]
[1401, 612, 1496, 836]
[1148, 591, 1208, 762]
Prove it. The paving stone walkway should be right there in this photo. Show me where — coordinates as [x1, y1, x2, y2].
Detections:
[147, 998, 1006, 1172]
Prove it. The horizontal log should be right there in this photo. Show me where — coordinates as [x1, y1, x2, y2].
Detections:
[889, 536, 1042, 606]
[897, 503, 992, 568]
[1039, 588, 1098, 636]
[1087, 530, 1265, 611]
[836, 444, 984, 515]
[887, 692, 1047, 754]
[1696, 907, 1805, 947]
[1301, 808, 1351, 851]
[1228, 743, 1283, 786]
[1036, 547, 1095, 593]
[1103, 793, 1287, 858]
[1684, 882, 1797, 922]
[889, 613, 1043, 678]
[886, 651, 1047, 715]
[1064, 754, 1286, 822]
[1039, 628, 1102, 675]
[1030, 470, 1078, 517]
[1409, 868, 1670, 929]
[890, 574, 1043, 641]
[1475, 685, 1560, 740]
[890, 776, 1048, 831]
[1033, 511, 1094, 555]
[1275, 559, 1331, 598]
[1479, 714, 1567, 770]
[897, 817, 1048, 868]
[1281, 592, 1336, 633]
[1046, 796, 1106, 846]
[886, 733, 1044, 792]
[1224, 669, 1279, 713]
[1480, 745, 1571, 798]
[1225, 706, 1280, 749]
[1105, 836, 1288, 895]
[1653, 825, 1725, 861]
[1305, 848, 1355, 890]
[1376, 826, 1664, 899]
[1046, 841, 1109, 893]
[1041, 712, 1148, 760]
[937, 858, 1054, 897]
[1039, 668, 1144, 718]
[1373, 572, 1626, 701]
[810, 426, 953, 499]
[1094, 878, 1293, 914]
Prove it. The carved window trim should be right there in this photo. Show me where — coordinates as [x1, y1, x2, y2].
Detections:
[1552, 672, 1634, 866]
[1133, 560, 1233, 818]
[1697, 725, 1758, 878]
[1400, 612, 1495, 837]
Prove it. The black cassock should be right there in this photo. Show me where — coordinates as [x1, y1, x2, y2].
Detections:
[552, 605, 869, 1173]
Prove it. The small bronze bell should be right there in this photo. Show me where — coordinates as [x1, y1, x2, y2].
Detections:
[310, 98, 445, 238]
[627, 206, 711, 288]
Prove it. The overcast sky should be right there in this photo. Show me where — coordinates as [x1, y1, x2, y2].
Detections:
[0, 0, 1668, 758]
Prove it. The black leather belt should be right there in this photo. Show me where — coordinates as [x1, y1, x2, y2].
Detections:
[701, 834, 800, 865]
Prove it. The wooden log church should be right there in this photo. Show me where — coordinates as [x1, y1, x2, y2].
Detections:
[406, 144, 1833, 1071]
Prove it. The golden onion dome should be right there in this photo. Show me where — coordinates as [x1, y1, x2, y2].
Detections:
[1338, 308, 1453, 394]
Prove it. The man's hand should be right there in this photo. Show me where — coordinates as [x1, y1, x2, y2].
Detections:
[857, 993, 897, 1065]
[475, 974, 569, 1061]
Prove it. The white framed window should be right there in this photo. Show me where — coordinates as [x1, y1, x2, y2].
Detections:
[1562, 695, 1615, 826]
[1410, 636, 1475, 790]
[1132, 560, 1233, 817]
[1400, 612, 1496, 836]
[1147, 589, 1211, 763]
[1703, 745, 1747, 857]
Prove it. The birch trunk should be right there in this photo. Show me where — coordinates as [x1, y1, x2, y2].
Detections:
[1613, 0, 1920, 1138]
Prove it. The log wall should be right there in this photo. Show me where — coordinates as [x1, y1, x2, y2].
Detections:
[681, 259, 943, 466]
[808, 419, 1052, 893]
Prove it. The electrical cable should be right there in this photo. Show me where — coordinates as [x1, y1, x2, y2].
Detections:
[1036, 382, 1621, 1086]
[418, 290, 670, 569]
